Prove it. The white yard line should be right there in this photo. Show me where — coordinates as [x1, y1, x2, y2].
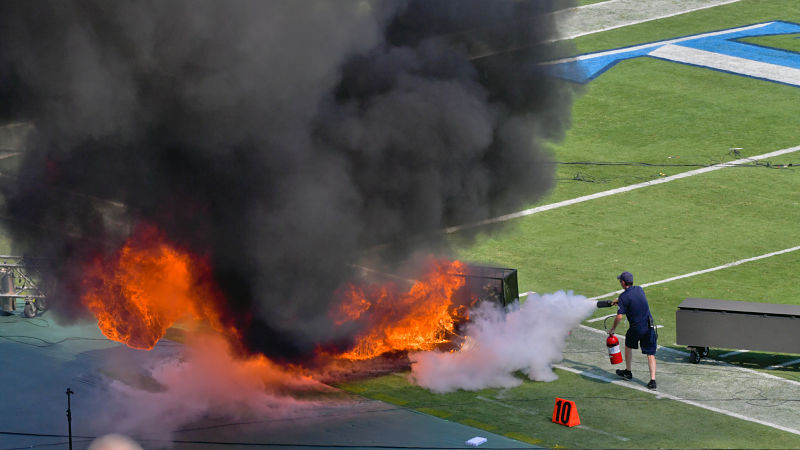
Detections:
[446, 145, 800, 233]
[586, 244, 800, 301]
[553, 0, 746, 41]
[719, 350, 750, 358]
[650, 44, 800, 86]
[586, 313, 616, 323]
[768, 358, 800, 370]
[549, 21, 768, 63]
[553, 363, 800, 436]
[575, 424, 630, 442]
[475, 395, 538, 415]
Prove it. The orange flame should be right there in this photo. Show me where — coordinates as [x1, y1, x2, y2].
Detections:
[332, 260, 469, 360]
[80, 224, 473, 368]
[81, 225, 225, 350]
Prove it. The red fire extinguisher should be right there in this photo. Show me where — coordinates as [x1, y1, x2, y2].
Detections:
[606, 334, 623, 365]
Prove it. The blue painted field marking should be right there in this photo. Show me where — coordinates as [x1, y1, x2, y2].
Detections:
[544, 21, 800, 86]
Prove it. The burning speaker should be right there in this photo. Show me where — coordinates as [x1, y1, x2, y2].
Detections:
[453, 265, 519, 307]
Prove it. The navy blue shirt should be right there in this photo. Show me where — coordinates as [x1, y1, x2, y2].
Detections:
[617, 285, 652, 330]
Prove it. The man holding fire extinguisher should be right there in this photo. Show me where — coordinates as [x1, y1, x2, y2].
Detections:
[607, 271, 658, 390]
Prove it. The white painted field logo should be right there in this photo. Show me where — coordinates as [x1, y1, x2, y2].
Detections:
[545, 21, 800, 87]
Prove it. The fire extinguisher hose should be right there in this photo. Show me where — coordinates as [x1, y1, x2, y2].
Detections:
[603, 315, 616, 333]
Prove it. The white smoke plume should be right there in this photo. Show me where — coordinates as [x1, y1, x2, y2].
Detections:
[88, 434, 144, 450]
[88, 333, 333, 447]
[408, 291, 596, 393]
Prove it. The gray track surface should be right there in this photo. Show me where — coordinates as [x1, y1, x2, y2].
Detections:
[558, 325, 800, 436]
[0, 314, 537, 449]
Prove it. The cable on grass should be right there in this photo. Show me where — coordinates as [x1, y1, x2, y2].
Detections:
[0, 316, 51, 327]
[553, 159, 798, 170]
[556, 171, 610, 183]
[3, 438, 94, 450]
[0, 334, 108, 348]
[553, 148, 798, 174]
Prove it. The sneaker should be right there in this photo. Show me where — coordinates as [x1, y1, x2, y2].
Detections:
[647, 379, 657, 390]
[616, 369, 632, 380]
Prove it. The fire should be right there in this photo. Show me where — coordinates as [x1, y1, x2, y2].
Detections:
[332, 260, 469, 360]
[80, 223, 474, 368]
[81, 224, 224, 350]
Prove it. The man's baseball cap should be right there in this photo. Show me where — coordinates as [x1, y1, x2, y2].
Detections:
[617, 271, 633, 284]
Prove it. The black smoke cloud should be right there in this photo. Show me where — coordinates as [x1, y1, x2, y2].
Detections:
[0, 0, 578, 361]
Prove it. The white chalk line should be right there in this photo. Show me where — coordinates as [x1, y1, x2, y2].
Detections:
[575, 424, 630, 442]
[562, 1, 746, 41]
[768, 358, 800, 370]
[554, 11, 760, 56]
[475, 395, 538, 416]
[586, 313, 615, 323]
[474, 1, 745, 59]
[586, 244, 800, 301]
[719, 350, 750, 358]
[446, 145, 800, 233]
[552, 363, 800, 436]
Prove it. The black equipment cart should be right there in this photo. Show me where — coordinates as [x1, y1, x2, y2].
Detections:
[676, 297, 800, 363]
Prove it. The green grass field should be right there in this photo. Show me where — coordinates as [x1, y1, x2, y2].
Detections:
[339, 1, 800, 448]
[337, 368, 800, 449]
[2, 1, 798, 448]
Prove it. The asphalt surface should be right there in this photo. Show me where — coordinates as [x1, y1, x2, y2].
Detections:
[0, 312, 538, 450]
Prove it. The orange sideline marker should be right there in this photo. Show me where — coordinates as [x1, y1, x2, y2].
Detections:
[551, 398, 580, 427]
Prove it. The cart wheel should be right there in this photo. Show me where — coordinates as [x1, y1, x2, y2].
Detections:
[689, 349, 700, 364]
[701, 347, 709, 357]
[23, 302, 35, 318]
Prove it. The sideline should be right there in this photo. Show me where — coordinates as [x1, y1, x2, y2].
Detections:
[577, 324, 800, 388]
[446, 145, 800, 233]
[552, 363, 800, 436]
[558, 325, 800, 436]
